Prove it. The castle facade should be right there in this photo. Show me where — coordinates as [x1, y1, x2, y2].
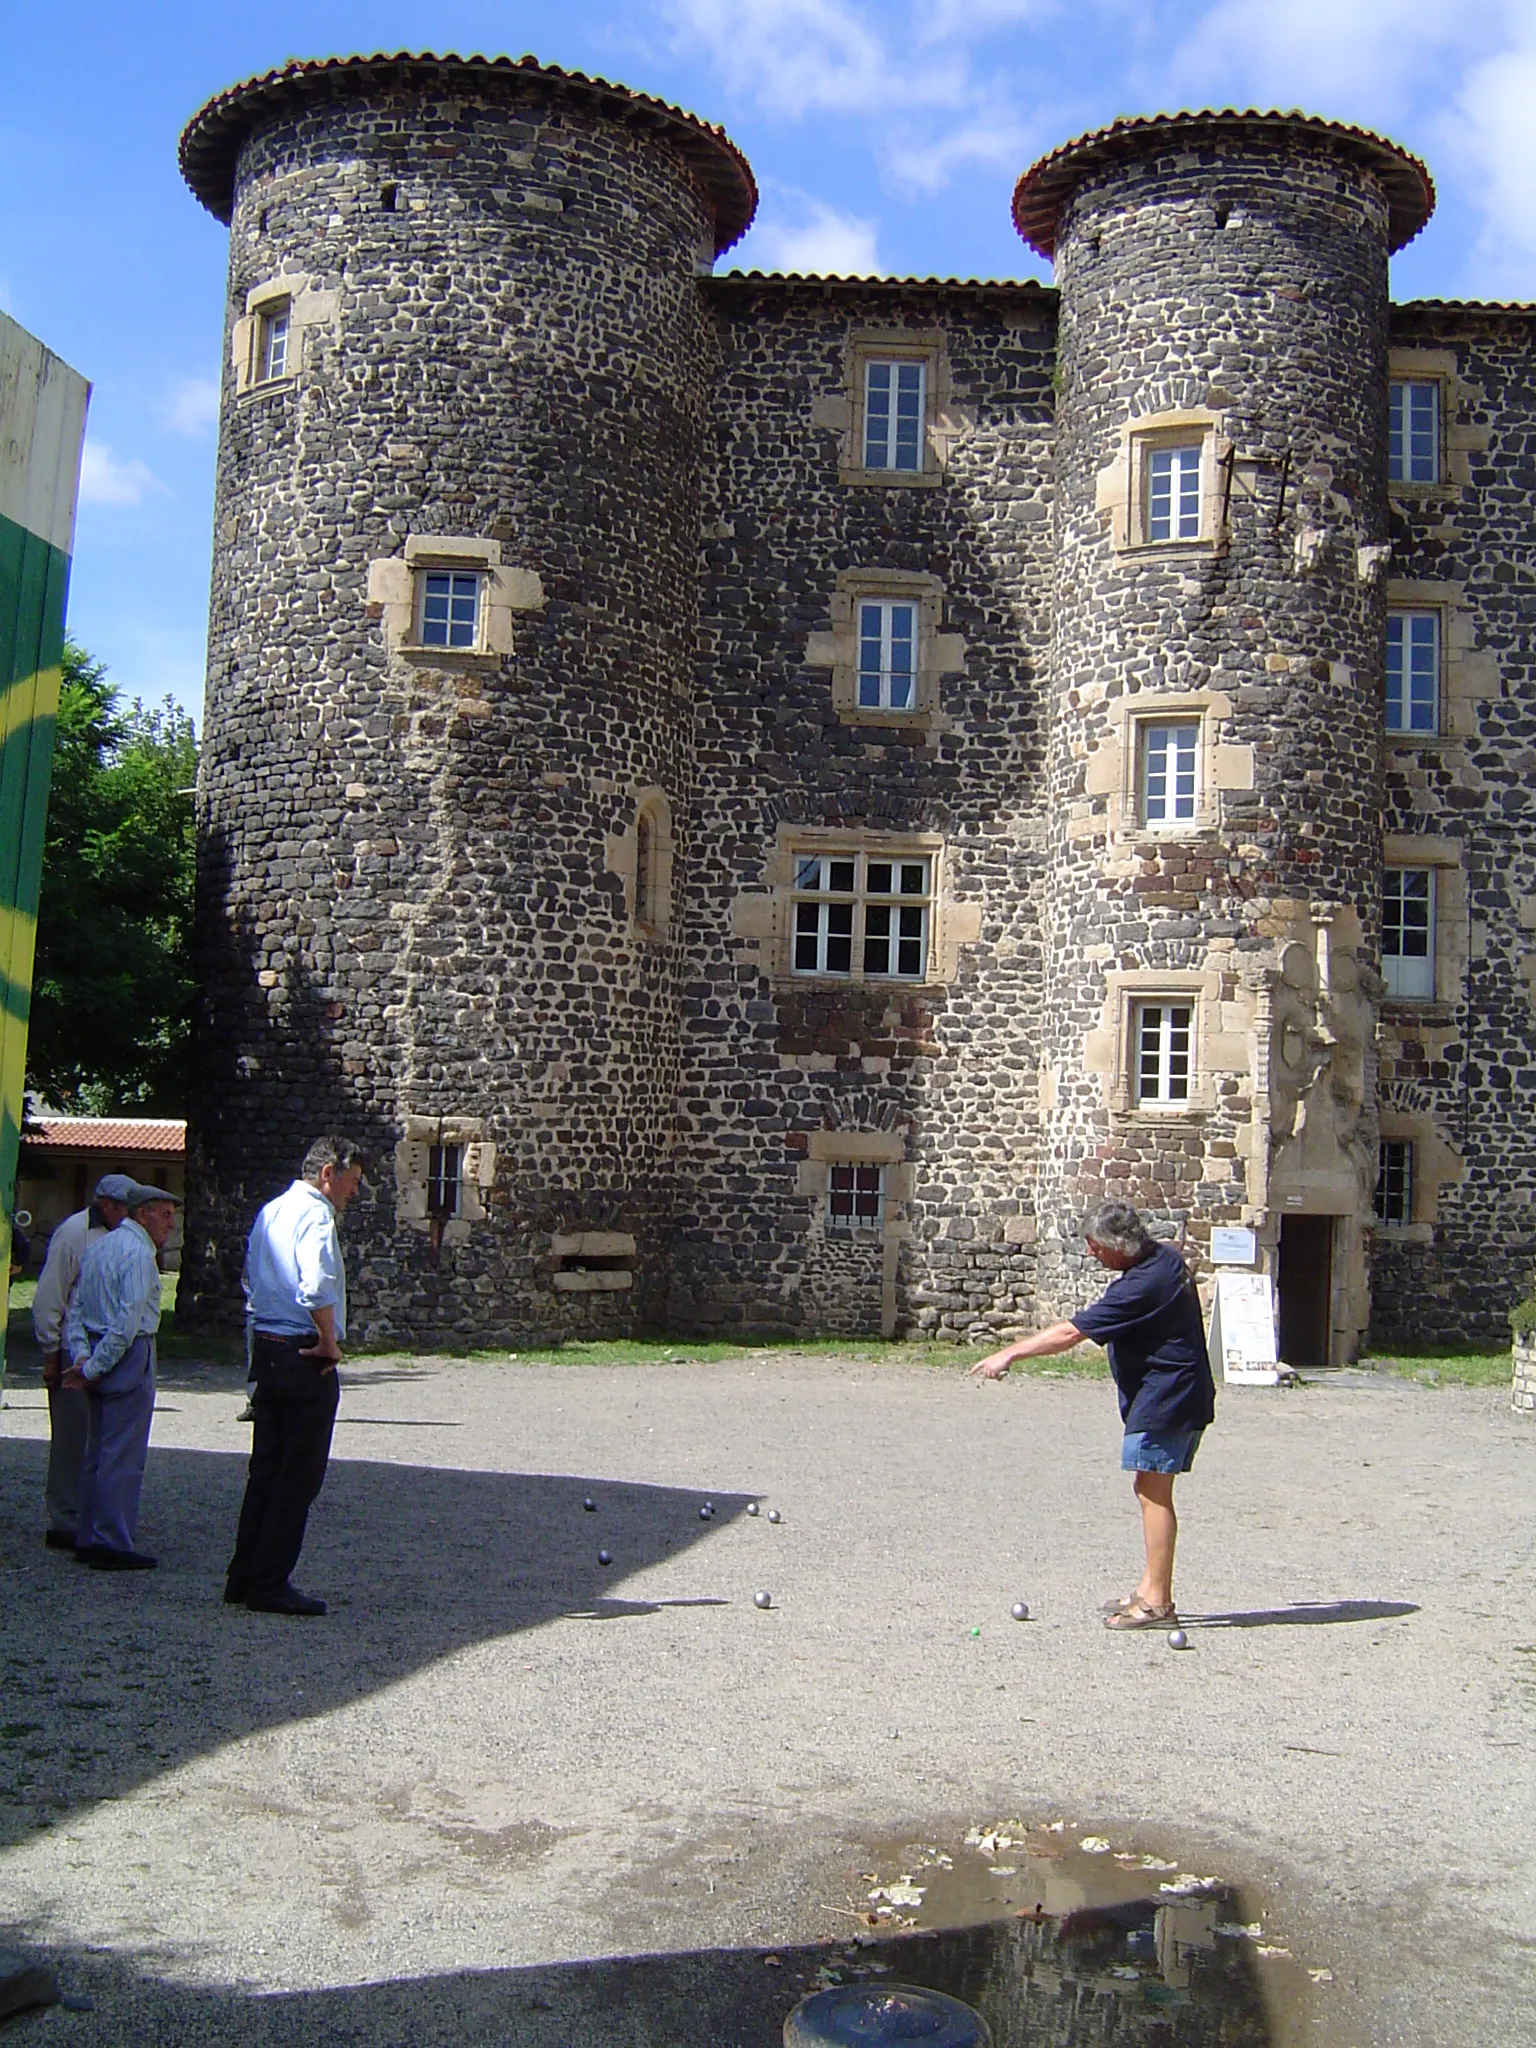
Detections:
[178, 55, 1536, 1359]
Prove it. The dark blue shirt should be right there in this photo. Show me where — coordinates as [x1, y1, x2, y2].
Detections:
[1071, 1242, 1216, 1435]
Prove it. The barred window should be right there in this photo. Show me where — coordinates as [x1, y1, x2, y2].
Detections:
[857, 600, 918, 710]
[1389, 380, 1439, 483]
[419, 570, 481, 650]
[791, 852, 931, 981]
[258, 303, 290, 382]
[1145, 443, 1201, 541]
[1386, 610, 1440, 735]
[427, 1143, 462, 1218]
[1139, 720, 1199, 824]
[1374, 1140, 1412, 1225]
[1382, 868, 1435, 999]
[863, 360, 925, 472]
[827, 1163, 884, 1232]
[1134, 1002, 1193, 1107]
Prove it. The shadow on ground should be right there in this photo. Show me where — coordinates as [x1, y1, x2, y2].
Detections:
[0, 1894, 1277, 2046]
[0, 1423, 746, 1854]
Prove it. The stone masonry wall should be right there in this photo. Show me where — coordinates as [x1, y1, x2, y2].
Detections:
[184, 77, 717, 1344]
[1038, 134, 1392, 1347]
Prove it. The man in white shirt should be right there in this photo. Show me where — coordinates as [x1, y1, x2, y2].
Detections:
[33, 1172, 135, 1550]
[62, 1182, 181, 1571]
[225, 1136, 365, 1617]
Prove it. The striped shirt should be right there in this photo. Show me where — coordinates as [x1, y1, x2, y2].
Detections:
[63, 1218, 163, 1382]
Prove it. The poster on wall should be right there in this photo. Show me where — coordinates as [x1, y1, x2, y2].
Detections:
[1208, 1270, 1280, 1385]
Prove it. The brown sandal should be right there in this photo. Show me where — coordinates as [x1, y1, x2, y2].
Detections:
[1103, 1600, 1178, 1631]
[1101, 1593, 1141, 1615]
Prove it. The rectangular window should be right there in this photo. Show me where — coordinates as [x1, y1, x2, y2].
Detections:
[1382, 867, 1435, 999]
[1375, 1140, 1413, 1225]
[1389, 380, 1439, 483]
[827, 1163, 884, 1231]
[857, 600, 918, 710]
[1134, 1002, 1193, 1107]
[791, 852, 931, 981]
[1145, 443, 1202, 541]
[258, 303, 290, 382]
[863, 360, 926, 472]
[419, 570, 481, 649]
[1385, 610, 1440, 735]
[427, 1143, 462, 1218]
[1139, 720, 1199, 824]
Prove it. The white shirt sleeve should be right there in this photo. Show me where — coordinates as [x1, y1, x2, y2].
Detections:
[32, 1214, 87, 1351]
[292, 1207, 343, 1315]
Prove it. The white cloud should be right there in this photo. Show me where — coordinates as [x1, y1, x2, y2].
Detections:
[160, 376, 220, 437]
[78, 440, 166, 508]
[738, 193, 882, 272]
[1168, 0, 1472, 119]
[659, 0, 962, 116]
[1439, 35, 1536, 293]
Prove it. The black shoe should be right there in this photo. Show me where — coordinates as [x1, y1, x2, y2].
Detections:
[74, 1543, 108, 1564]
[45, 1531, 77, 1551]
[223, 1579, 248, 1605]
[245, 1584, 326, 1617]
[86, 1548, 157, 1571]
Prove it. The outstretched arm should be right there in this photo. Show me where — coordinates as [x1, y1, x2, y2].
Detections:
[967, 1321, 1088, 1379]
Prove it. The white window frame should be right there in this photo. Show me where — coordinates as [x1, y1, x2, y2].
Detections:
[1144, 441, 1202, 542]
[1386, 609, 1441, 736]
[1382, 867, 1435, 1000]
[826, 1162, 885, 1233]
[791, 851, 932, 983]
[1132, 1001, 1194, 1108]
[257, 301, 291, 383]
[1389, 379, 1440, 484]
[1375, 1140, 1413, 1226]
[1138, 719, 1200, 826]
[862, 358, 927, 473]
[856, 599, 919, 712]
[417, 567, 484, 651]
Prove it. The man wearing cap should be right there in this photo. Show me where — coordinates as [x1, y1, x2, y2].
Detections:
[61, 1182, 180, 1571]
[226, 1136, 365, 1617]
[32, 1174, 134, 1551]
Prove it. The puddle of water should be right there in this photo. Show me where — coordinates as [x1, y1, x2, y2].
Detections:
[791, 1820, 1330, 2046]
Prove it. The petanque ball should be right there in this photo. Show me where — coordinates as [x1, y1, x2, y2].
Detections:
[754, 1590, 772, 1610]
[1167, 1628, 1189, 1650]
[746, 1501, 759, 1516]
[583, 1497, 596, 1512]
[767, 1508, 782, 1524]
[700, 1506, 712, 1520]
[1011, 1601, 1030, 1622]
[598, 1550, 612, 1567]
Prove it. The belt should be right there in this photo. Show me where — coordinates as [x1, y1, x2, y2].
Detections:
[253, 1330, 319, 1348]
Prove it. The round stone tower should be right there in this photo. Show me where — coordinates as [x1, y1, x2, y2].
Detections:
[1015, 113, 1433, 1362]
[177, 55, 755, 1342]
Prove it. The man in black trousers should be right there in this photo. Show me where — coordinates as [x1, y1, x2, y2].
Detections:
[225, 1136, 365, 1616]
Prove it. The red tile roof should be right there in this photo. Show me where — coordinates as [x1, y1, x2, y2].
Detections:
[179, 52, 757, 254]
[22, 1118, 186, 1156]
[1013, 110, 1434, 259]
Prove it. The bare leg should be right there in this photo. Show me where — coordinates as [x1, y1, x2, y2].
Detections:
[1133, 1471, 1178, 1609]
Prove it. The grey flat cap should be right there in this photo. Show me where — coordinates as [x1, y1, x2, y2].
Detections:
[94, 1173, 137, 1202]
[124, 1182, 181, 1210]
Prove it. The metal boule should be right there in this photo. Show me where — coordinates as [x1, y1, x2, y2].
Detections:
[746, 1502, 759, 1515]
[1167, 1628, 1189, 1650]
[598, 1550, 612, 1566]
[583, 1497, 596, 1511]
[754, 1590, 772, 1609]
[767, 1508, 781, 1523]
[1011, 1601, 1030, 1621]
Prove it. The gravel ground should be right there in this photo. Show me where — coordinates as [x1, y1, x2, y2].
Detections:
[1, 1351, 1533, 2046]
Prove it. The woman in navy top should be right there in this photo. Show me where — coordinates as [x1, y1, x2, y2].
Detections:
[970, 1199, 1215, 1629]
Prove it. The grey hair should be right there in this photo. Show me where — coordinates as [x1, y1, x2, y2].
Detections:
[1083, 1199, 1152, 1257]
[302, 1135, 367, 1182]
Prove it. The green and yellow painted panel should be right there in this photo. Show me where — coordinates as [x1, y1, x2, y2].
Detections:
[0, 312, 90, 1377]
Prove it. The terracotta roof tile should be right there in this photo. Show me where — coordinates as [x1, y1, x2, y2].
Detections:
[179, 52, 757, 254]
[22, 1118, 186, 1155]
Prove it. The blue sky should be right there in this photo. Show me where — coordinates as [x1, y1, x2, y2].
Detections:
[4, 0, 1535, 727]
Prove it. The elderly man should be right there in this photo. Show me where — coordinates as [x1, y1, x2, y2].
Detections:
[32, 1173, 135, 1551]
[970, 1199, 1215, 1630]
[62, 1182, 181, 1571]
[226, 1136, 365, 1617]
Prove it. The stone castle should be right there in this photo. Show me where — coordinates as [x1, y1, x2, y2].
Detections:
[176, 53, 1536, 1360]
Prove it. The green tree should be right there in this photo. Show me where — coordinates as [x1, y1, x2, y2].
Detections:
[25, 641, 197, 1113]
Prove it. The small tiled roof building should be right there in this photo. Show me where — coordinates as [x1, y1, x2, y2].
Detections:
[177, 55, 1534, 1363]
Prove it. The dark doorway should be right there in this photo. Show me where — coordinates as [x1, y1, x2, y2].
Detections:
[1277, 1214, 1334, 1367]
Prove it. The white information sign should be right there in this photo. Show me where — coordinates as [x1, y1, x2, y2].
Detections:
[1210, 1226, 1257, 1266]
[1208, 1271, 1279, 1385]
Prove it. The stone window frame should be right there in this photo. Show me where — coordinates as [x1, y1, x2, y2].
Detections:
[1371, 1111, 1465, 1240]
[786, 845, 934, 986]
[1084, 967, 1245, 1121]
[1081, 688, 1254, 844]
[231, 272, 339, 396]
[1381, 834, 1469, 1013]
[804, 568, 967, 733]
[366, 535, 543, 664]
[813, 329, 963, 489]
[1382, 579, 1498, 746]
[795, 1129, 914, 1337]
[549, 1231, 636, 1294]
[731, 826, 981, 990]
[1373, 1138, 1413, 1226]
[1387, 348, 1485, 497]
[1096, 407, 1231, 555]
[605, 786, 675, 943]
[394, 1116, 496, 1247]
